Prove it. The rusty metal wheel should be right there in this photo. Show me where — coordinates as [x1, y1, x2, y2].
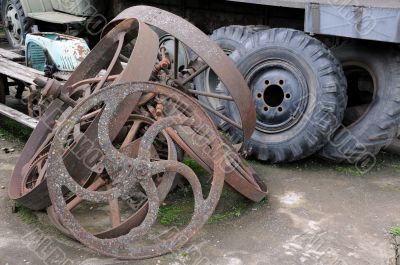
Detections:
[47, 114, 178, 239]
[9, 18, 159, 210]
[47, 82, 226, 259]
[104, 5, 256, 146]
[102, 6, 266, 200]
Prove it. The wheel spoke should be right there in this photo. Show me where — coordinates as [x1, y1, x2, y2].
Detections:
[107, 183, 121, 227]
[151, 160, 206, 204]
[94, 32, 126, 92]
[188, 89, 234, 101]
[67, 177, 106, 211]
[35, 160, 48, 188]
[198, 101, 243, 130]
[181, 63, 209, 85]
[121, 121, 143, 149]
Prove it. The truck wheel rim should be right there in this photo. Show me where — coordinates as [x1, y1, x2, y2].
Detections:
[5, 2, 22, 44]
[248, 59, 308, 134]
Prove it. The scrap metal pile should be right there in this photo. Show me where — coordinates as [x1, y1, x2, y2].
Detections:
[8, 6, 267, 260]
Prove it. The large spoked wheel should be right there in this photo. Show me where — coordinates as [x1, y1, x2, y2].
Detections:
[319, 41, 400, 165]
[9, 18, 160, 210]
[47, 114, 178, 240]
[105, 5, 257, 145]
[224, 28, 347, 162]
[1, 0, 32, 48]
[47, 82, 226, 259]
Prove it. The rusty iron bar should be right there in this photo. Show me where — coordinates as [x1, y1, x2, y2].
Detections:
[181, 63, 209, 85]
[187, 89, 234, 101]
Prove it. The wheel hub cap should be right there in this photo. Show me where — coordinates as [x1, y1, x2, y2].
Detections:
[6, 3, 22, 43]
[249, 60, 308, 133]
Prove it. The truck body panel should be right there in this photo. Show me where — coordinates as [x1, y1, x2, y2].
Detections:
[20, 0, 90, 24]
[228, 0, 400, 43]
[27, 11, 86, 23]
[227, 0, 400, 9]
[305, 4, 400, 43]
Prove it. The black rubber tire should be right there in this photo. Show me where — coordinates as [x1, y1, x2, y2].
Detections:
[1, 0, 32, 48]
[194, 25, 256, 127]
[226, 28, 347, 162]
[319, 41, 400, 164]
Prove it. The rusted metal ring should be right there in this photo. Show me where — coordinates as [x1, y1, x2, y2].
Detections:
[47, 82, 225, 259]
[47, 114, 178, 239]
[103, 5, 256, 145]
[9, 18, 159, 210]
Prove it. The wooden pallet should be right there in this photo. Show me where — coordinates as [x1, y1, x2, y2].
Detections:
[0, 48, 48, 85]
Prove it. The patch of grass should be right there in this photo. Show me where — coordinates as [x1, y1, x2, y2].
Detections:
[335, 165, 365, 177]
[0, 116, 32, 146]
[208, 201, 246, 224]
[158, 201, 193, 226]
[157, 184, 261, 226]
[14, 202, 39, 225]
[390, 225, 400, 236]
[253, 197, 269, 210]
[183, 159, 208, 177]
[158, 159, 267, 226]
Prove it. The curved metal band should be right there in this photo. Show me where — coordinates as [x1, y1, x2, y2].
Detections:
[103, 5, 256, 144]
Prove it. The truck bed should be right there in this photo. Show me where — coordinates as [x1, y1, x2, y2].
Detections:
[227, 0, 400, 9]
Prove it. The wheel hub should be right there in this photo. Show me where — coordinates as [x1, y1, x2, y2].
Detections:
[6, 2, 22, 43]
[249, 60, 308, 133]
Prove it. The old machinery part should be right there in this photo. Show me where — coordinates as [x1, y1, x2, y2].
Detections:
[9, 18, 159, 210]
[104, 5, 256, 145]
[46, 82, 226, 259]
[47, 114, 178, 240]
[26, 33, 90, 73]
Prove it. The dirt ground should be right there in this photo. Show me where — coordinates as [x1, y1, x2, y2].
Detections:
[0, 126, 400, 265]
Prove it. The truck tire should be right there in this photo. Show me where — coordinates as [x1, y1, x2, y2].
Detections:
[1, 0, 32, 48]
[194, 25, 255, 126]
[319, 42, 400, 164]
[225, 28, 347, 162]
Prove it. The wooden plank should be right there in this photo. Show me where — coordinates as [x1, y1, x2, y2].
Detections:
[0, 48, 25, 62]
[0, 57, 47, 85]
[0, 103, 38, 129]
